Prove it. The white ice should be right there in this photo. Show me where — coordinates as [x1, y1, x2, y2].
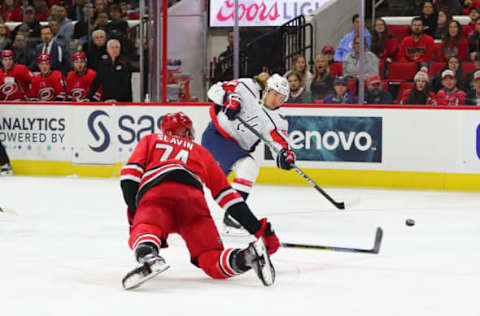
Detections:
[1, 176, 480, 316]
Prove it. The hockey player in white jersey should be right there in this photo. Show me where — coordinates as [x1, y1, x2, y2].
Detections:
[201, 73, 296, 231]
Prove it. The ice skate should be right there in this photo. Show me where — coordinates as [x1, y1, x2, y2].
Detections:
[222, 213, 249, 237]
[245, 237, 275, 286]
[122, 245, 170, 290]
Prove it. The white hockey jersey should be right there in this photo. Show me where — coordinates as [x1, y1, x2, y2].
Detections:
[207, 78, 290, 153]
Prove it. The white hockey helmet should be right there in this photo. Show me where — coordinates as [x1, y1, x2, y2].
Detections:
[266, 73, 290, 102]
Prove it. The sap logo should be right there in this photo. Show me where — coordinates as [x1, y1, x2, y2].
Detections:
[290, 130, 374, 151]
[477, 124, 480, 159]
[88, 110, 110, 152]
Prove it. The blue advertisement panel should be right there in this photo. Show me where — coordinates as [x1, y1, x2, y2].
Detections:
[265, 116, 382, 163]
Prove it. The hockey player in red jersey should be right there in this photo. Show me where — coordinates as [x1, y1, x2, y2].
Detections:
[0, 49, 35, 101]
[120, 112, 280, 290]
[66, 52, 102, 102]
[29, 54, 67, 101]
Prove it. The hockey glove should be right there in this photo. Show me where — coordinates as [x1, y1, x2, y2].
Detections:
[222, 92, 242, 120]
[254, 218, 280, 255]
[276, 148, 296, 170]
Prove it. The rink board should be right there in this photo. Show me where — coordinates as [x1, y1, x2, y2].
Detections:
[1, 102, 480, 191]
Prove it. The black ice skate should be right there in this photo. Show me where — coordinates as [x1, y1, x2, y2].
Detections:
[245, 237, 275, 286]
[122, 246, 169, 290]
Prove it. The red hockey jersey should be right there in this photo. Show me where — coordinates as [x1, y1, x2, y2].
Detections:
[0, 64, 35, 100]
[121, 133, 243, 209]
[434, 88, 466, 106]
[66, 69, 102, 101]
[30, 71, 66, 101]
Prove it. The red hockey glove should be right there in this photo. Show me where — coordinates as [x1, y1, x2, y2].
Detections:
[222, 92, 242, 120]
[254, 218, 280, 255]
[276, 148, 296, 170]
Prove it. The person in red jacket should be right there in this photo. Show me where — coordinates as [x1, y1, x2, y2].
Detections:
[398, 17, 434, 63]
[120, 112, 279, 290]
[0, 49, 34, 100]
[66, 52, 102, 102]
[371, 17, 399, 62]
[29, 53, 66, 101]
[436, 20, 468, 61]
[1, 0, 23, 22]
[434, 69, 466, 105]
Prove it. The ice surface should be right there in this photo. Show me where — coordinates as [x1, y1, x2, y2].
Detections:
[1, 176, 480, 316]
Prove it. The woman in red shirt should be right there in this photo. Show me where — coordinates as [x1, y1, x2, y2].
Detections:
[370, 17, 399, 62]
[1, 0, 22, 22]
[437, 20, 468, 61]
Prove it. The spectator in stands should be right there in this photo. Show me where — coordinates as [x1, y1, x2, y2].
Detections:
[285, 72, 312, 104]
[434, 9, 452, 40]
[33, 0, 51, 22]
[397, 17, 434, 63]
[434, 69, 466, 105]
[403, 0, 424, 16]
[437, 20, 468, 61]
[86, 39, 132, 102]
[468, 17, 480, 60]
[66, 51, 102, 101]
[371, 17, 399, 62]
[33, 25, 71, 76]
[400, 67, 435, 105]
[84, 29, 108, 71]
[94, 0, 109, 14]
[29, 53, 67, 101]
[310, 54, 334, 101]
[435, 0, 463, 15]
[106, 4, 129, 45]
[51, 5, 74, 42]
[420, 1, 437, 38]
[93, 11, 109, 31]
[321, 45, 335, 64]
[10, 33, 36, 66]
[48, 19, 65, 45]
[462, 53, 480, 92]
[334, 14, 371, 62]
[11, 6, 42, 46]
[464, 7, 480, 39]
[465, 70, 480, 105]
[73, 2, 95, 45]
[431, 56, 464, 92]
[218, 30, 233, 62]
[324, 76, 358, 104]
[0, 49, 35, 100]
[0, 23, 11, 50]
[1, 0, 22, 22]
[284, 55, 312, 91]
[68, 0, 87, 21]
[364, 74, 394, 104]
[343, 36, 379, 80]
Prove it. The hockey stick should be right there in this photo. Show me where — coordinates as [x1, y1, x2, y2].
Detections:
[281, 227, 383, 254]
[236, 116, 345, 210]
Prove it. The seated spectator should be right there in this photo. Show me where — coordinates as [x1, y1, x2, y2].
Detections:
[431, 56, 464, 92]
[403, 0, 424, 16]
[284, 55, 312, 91]
[0, 49, 34, 101]
[0, 23, 11, 50]
[343, 36, 379, 80]
[48, 19, 66, 45]
[51, 5, 74, 42]
[73, 2, 96, 45]
[324, 76, 358, 104]
[33, 0, 51, 22]
[83, 29, 108, 71]
[434, 69, 466, 105]
[436, 20, 468, 61]
[462, 53, 480, 92]
[371, 17, 399, 62]
[321, 45, 335, 64]
[434, 9, 452, 40]
[10, 33, 36, 66]
[1, 0, 22, 22]
[465, 70, 480, 105]
[68, 0, 87, 21]
[310, 54, 334, 101]
[468, 18, 480, 60]
[400, 67, 435, 105]
[106, 5, 129, 43]
[420, 1, 437, 38]
[397, 17, 434, 63]
[11, 6, 42, 46]
[364, 74, 394, 104]
[94, 0, 109, 14]
[286, 72, 312, 104]
[33, 25, 71, 76]
[29, 53, 66, 101]
[66, 52, 102, 101]
[334, 14, 371, 62]
[93, 11, 109, 31]
[464, 7, 480, 39]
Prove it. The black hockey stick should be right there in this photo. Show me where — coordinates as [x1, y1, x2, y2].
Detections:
[281, 227, 383, 254]
[236, 116, 345, 210]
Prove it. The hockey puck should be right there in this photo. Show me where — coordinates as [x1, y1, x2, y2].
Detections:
[405, 219, 415, 226]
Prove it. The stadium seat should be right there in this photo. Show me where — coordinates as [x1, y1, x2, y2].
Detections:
[379, 61, 385, 79]
[388, 25, 410, 41]
[463, 62, 476, 75]
[428, 61, 445, 77]
[329, 62, 343, 76]
[386, 62, 417, 81]
[396, 81, 414, 102]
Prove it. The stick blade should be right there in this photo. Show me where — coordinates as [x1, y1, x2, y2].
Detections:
[372, 227, 383, 254]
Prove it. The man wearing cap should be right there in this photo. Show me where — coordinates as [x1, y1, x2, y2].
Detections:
[29, 53, 66, 101]
[0, 49, 35, 100]
[11, 6, 42, 46]
[466, 70, 480, 105]
[434, 69, 466, 106]
[364, 74, 394, 104]
[66, 52, 102, 102]
[324, 76, 358, 104]
[321, 45, 335, 65]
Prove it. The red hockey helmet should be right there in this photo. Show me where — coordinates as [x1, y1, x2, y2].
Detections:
[160, 112, 195, 140]
[37, 53, 51, 64]
[72, 51, 87, 62]
[1, 49, 14, 59]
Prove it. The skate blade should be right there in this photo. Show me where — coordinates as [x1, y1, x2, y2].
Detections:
[222, 224, 250, 237]
[253, 238, 275, 287]
[122, 261, 170, 290]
